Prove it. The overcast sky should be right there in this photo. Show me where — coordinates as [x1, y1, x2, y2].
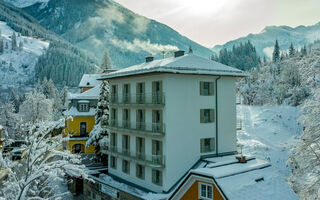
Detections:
[114, 0, 320, 48]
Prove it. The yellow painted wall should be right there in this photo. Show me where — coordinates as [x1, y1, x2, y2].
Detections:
[68, 140, 96, 154]
[65, 116, 96, 154]
[181, 180, 224, 200]
[65, 116, 95, 136]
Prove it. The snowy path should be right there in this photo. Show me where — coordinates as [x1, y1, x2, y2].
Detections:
[237, 105, 302, 177]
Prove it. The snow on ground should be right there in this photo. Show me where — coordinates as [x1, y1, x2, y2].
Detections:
[237, 105, 302, 177]
[0, 21, 49, 100]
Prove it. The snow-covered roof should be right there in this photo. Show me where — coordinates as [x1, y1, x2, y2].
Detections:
[69, 86, 100, 100]
[100, 54, 247, 79]
[63, 106, 95, 117]
[185, 156, 298, 200]
[79, 74, 102, 88]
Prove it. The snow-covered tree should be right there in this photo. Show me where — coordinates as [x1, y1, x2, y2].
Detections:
[288, 88, 320, 199]
[87, 80, 109, 158]
[0, 101, 21, 138]
[60, 86, 69, 110]
[0, 120, 89, 200]
[11, 32, 17, 51]
[99, 50, 112, 73]
[272, 40, 280, 62]
[289, 43, 295, 57]
[37, 78, 63, 120]
[19, 91, 53, 123]
[18, 41, 23, 51]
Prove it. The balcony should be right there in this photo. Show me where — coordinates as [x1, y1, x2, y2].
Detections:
[107, 145, 165, 168]
[110, 92, 165, 107]
[108, 120, 165, 137]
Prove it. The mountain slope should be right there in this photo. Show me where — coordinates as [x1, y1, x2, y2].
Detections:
[0, 0, 96, 101]
[0, 21, 49, 101]
[213, 23, 320, 59]
[22, 0, 213, 67]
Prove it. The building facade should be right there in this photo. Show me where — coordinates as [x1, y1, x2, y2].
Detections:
[64, 75, 102, 154]
[100, 52, 246, 193]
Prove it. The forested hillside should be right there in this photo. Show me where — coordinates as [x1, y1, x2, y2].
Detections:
[23, 0, 214, 68]
[0, 0, 96, 101]
[213, 23, 320, 60]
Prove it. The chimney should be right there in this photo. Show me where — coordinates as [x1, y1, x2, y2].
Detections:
[145, 56, 154, 62]
[174, 50, 185, 58]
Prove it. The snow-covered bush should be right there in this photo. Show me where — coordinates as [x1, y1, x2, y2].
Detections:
[0, 120, 89, 200]
[288, 89, 320, 199]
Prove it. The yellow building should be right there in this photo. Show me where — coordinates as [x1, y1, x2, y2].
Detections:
[64, 74, 102, 154]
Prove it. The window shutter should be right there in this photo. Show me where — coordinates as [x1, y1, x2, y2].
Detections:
[136, 109, 139, 123]
[200, 82, 204, 95]
[209, 82, 214, 95]
[200, 110, 204, 123]
[210, 109, 215, 122]
[152, 170, 156, 183]
[142, 109, 146, 122]
[122, 135, 125, 150]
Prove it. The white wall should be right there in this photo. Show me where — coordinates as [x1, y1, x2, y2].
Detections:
[107, 73, 238, 192]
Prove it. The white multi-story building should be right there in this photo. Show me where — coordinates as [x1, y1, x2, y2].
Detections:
[100, 51, 246, 193]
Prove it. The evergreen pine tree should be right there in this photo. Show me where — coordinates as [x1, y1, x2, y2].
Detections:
[11, 32, 17, 51]
[272, 40, 280, 62]
[100, 50, 112, 73]
[301, 45, 307, 56]
[289, 43, 295, 57]
[87, 80, 110, 161]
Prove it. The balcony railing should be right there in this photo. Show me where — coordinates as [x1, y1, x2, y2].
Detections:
[108, 120, 165, 136]
[110, 92, 165, 106]
[107, 145, 165, 167]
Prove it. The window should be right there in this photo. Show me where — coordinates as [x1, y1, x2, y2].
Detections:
[122, 159, 130, 174]
[111, 85, 118, 103]
[200, 109, 214, 123]
[136, 137, 145, 159]
[136, 82, 145, 103]
[78, 103, 89, 112]
[200, 138, 215, 153]
[136, 109, 145, 130]
[122, 109, 130, 128]
[80, 122, 87, 136]
[199, 183, 213, 199]
[152, 169, 162, 186]
[110, 133, 117, 150]
[110, 108, 117, 126]
[152, 140, 162, 165]
[110, 156, 117, 169]
[136, 164, 145, 179]
[200, 82, 214, 96]
[152, 110, 163, 132]
[152, 81, 163, 104]
[123, 84, 130, 103]
[122, 135, 130, 155]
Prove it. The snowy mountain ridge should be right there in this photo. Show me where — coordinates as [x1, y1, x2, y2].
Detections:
[213, 22, 320, 59]
[0, 21, 49, 100]
[4, 0, 49, 8]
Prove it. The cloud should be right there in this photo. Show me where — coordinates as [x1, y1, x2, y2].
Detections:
[132, 16, 150, 34]
[111, 38, 179, 55]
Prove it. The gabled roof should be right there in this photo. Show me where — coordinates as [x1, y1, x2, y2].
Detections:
[79, 74, 102, 88]
[69, 86, 100, 100]
[170, 155, 298, 200]
[100, 54, 247, 79]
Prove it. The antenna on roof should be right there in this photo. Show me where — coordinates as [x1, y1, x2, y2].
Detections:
[188, 46, 193, 54]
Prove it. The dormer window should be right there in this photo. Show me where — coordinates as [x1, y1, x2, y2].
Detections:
[78, 101, 89, 112]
